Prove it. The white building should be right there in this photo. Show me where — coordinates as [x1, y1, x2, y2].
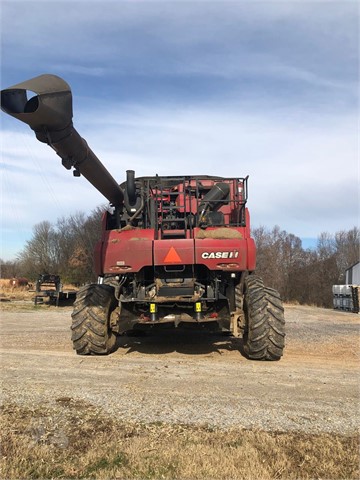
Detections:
[345, 262, 360, 285]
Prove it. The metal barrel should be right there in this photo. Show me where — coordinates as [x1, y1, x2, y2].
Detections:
[1, 74, 124, 207]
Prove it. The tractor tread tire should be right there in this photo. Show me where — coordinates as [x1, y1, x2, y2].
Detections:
[71, 284, 117, 355]
[243, 275, 285, 361]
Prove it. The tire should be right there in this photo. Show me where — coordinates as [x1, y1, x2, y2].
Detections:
[243, 275, 285, 361]
[71, 284, 117, 355]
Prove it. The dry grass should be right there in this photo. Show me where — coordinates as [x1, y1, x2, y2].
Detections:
[0, 278, 43, 311]
[1, 400, 358, 480]
[0, 278, 33, 301]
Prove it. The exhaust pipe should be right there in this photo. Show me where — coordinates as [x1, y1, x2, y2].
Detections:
[1, 74, 124, 207]
[126, 170, 137, 205]
[198, 182, 230, 216]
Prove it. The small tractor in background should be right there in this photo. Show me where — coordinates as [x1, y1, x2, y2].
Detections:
[33, 274, 78, 306]
[34, 274, 62, 306]
[1, 74, 285, 360]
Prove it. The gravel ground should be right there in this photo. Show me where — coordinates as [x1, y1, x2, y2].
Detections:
[0, 304, 359, 434]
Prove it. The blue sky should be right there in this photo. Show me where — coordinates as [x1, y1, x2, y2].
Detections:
[1, 1, 359, 260]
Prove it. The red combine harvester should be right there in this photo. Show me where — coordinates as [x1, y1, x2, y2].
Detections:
[1, 74, 285, 360]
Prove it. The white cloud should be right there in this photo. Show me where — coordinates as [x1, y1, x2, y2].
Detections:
[1, 102, 357, 259]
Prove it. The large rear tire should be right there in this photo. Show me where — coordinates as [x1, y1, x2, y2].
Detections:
[243, 275, 285, 360]
[71, 284, 117, 355]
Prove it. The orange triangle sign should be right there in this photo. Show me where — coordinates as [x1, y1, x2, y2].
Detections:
[164, 246, 182, 263]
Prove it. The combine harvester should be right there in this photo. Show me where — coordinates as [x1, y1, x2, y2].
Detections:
[1, 74, 285, 359]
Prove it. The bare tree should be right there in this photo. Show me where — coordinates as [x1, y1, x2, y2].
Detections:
[0, 259, 21, 278]
[252, 225, 304, 301]
[49, 207, 105, 284]
[66, 207, 104, 284]
[17, 221, 59, 279]
[334, 228, 360, 282]
[252, 226, 359, 308]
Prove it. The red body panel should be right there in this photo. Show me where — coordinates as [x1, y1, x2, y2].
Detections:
[96, 228, 256, 274]
[246, 238, 256, 271]
[101, 229, 154, 274]
[194, 237, 248, 271]
[153, 239, 194, 266]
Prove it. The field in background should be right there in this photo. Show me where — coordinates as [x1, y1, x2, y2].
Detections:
[0, 278, 33, 301]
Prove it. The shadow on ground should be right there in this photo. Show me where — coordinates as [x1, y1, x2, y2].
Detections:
[114, 328, 246, 357]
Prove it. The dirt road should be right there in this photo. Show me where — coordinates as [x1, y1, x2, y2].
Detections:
[0, 304, 359, 434]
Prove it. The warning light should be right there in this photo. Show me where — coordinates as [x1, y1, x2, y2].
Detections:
[195, 302, 202, 321]
[150, 303, 157, 321]
[164, 246, 182, 263]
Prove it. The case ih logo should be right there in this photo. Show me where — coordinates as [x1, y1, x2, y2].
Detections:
[201, 251, 239, 259]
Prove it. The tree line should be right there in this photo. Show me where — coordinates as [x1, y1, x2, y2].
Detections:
[252, 226, 358, 308]
[1, 207, 104, 286]
[1, 209, 358, 308]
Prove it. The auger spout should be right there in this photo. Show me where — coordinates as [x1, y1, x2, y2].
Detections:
[1, 74, 124, 207]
